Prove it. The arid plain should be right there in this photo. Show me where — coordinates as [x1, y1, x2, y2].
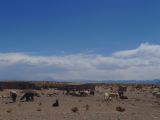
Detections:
[0, 85, 160, 120]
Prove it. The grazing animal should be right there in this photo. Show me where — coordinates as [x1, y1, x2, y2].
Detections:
[118, 86, 127, 98]
[47, 93, 58, 97]
[109, 92, 119, 99]
[90, 90, 95, 96]
[10, 90, 17, 102]
[20, 91, 39, 102]
[152, 88, 160, 99]
[0, 87, 3, 91]
[73, 91, 80, 96]
[104, 92, 119, 101]
[154, 92, 160, 99]
[118, 90, 124, 98]
[79, 91, 90, 96]
[152, 91, 158, 95]
[152, 89, 160, 95]
[118, 86, 127, 92]
[66, 90, 74, 95]
[120, 96, 128, 99]
[2, 95, 10, 98]
[104, 92, 112, 101]
[66, 90, 79, 96]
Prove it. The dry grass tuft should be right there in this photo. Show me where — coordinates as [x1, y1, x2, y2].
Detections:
[131, 103, 135, 106]
[71, 107, 79, 112]
[6, 109, 12, 113]
[85, 105, 90, 111]
[154, 101, 160, 105]
[135, 98, 141, 101]
[36, 108, 42, 112]
[116, 106, 126, 112]
[17, 103, 22, 107]
[117, 118, 121, 120]
[38, 102, 42, 106]
[78, 100, 82, 102]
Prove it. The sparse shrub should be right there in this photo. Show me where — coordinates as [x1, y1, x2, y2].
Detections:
[135, 98, 140, 101]
[85, 105, 89, 111]
[116, 106, 126, 112]
[117, 117, 120, 120]
[131, 103, 135, 106]
[154, 101, 160, 105]
[78, 100, 82, 102]
[6, 109, 12, 113]
[71, 107, 79, 112]
[38, 102, 42, 106]
[18, 102, 21, 107]
[36, 108, 42, 111]
[132, 112, 136, 115]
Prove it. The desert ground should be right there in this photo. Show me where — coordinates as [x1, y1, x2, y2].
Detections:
[0, 85, 160, 120]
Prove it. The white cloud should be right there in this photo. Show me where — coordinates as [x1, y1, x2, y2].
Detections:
[1, 43, 160, 81]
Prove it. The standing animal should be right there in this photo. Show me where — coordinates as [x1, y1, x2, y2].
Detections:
[153, 92, 160, 99]
[104, 92, 112, 101]
[10, 90, 17, 102]
[109, 92, 119, 99]
[90, 90, 95, 96]
[79, 90, 90, 96]
[118, 86, 127, 92]
[118, 90, 124, 98]
[20, 91, 40, 101]
[118, 86, 127, 98]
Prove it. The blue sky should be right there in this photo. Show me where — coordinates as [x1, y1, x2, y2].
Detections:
[0, 0, 160, 55]
[0, 0, 160, 80]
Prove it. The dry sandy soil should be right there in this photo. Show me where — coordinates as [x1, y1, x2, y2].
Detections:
[0, 86, 160, 120]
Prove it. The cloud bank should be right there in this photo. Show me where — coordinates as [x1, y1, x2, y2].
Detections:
[0, 43, 160, 81]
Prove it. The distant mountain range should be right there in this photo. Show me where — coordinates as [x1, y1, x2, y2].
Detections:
[0, 79, 160, 84]
[67, 79, 160, 84]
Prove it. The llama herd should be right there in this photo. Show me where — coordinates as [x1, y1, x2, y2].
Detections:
[0, 85, 160, 104]
[102, 85, 160, 102]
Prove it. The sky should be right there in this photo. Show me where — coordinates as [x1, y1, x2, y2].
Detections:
[0, 0, 160, 81]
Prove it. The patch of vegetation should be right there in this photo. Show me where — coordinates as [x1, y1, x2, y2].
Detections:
[85, 105, 89, 111]
[6, 109, 12, 113]
[71, 107, 79, 112]
[116, 106, 126, 112]
[17, 103, 22, 107]
[135, 98, 140, 101]
[36, 108, 42, 112]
